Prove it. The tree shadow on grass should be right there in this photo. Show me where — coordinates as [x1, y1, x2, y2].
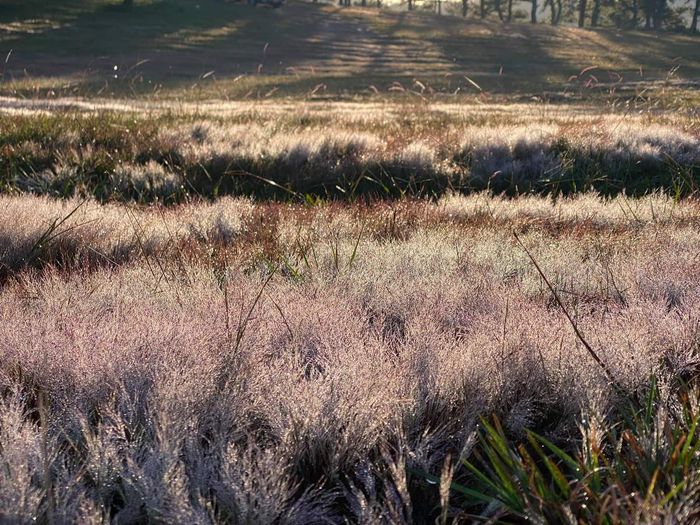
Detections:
[1, 0, 344, 89]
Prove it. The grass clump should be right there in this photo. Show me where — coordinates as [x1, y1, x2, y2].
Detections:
[0, 112, 166, 201]
[434, 376, 700, 523]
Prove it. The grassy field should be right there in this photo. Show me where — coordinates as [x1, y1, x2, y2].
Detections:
[0, 100, 697, 202]
[1, 1, 700, 523]
[0, 0, 699, 100]
[3, 192, 700, 522]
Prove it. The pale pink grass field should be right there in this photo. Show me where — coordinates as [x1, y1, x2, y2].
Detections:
[0, 192, 699, 522]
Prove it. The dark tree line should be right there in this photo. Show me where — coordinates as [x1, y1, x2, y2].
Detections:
[337, 0, 699, 32]
[118, 0, 697, 31]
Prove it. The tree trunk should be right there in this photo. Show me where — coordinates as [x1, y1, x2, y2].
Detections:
[632, 0, 639, 26]
[531, 0, 538, 23]
[544, 0, 554, 25]
[462, 0, 469, 16]
[545, 0, 556, 24]
[591, 0, 601, 25]
[480, 0, 486, 18]
[578, 0, 587, 26]
[507, 0, 513, 21]
[691, 0, 699, 32]
[555, 0, 562, 23]
[652, 0, 665, 29]
[495, 0, 504, 20]
[408, 0, 413, 10]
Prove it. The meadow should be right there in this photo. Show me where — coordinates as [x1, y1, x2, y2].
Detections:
[0, 100, 697, 202]
[4, 189, 700, 523]
[1, 0, 700, 523]
[1, 0, 699, 99]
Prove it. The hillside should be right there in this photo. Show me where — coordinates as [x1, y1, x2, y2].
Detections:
[0, 0, 698, 99]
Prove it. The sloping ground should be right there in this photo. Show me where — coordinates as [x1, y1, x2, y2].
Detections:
[0, 0, 698, 97]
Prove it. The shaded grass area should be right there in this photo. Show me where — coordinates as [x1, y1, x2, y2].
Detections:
[0, 0, 252, 55]
[0, 0, 698, 99]
[0, 105, 697, 202]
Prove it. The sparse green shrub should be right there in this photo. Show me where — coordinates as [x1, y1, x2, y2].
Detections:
[437, 376, 700, 523]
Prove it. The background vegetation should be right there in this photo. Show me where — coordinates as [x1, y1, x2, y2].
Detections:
[0, 0, 698, 99]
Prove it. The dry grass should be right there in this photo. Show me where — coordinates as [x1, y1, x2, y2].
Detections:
[0, 101, 697, 201]
[1, 1, 699, 100]
[0, 192, 699, 522]
[1, 2, 699, 520]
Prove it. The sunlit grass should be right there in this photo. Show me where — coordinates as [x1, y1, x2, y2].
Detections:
[0, 101, 696, 202]
[0, 3, 697, 520]
[1, 191, 700, 521]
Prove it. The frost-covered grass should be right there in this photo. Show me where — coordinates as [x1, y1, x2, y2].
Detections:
[0, 101, 698, 201]
[1, 192, 700, 522]
[0, 95, 698, 523]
